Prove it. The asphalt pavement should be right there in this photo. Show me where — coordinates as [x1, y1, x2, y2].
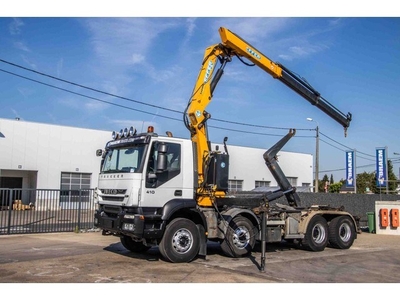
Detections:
[1, 229, 399, 296]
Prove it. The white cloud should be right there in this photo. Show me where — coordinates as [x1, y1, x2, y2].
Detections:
[210, 17, 292, 43]
[328, 18, 341, 26]
[84, 100, 109, 111]
[84, 18, 180, 67]
[14, 41, 30, 52]
[17, 87, 34, 98]
[186, 18, 196, 37]
[57, 96, 109, 113]
[21, 54, 37, 69]
[280, 39, 330, 61]
[9, 18, 24, 35]
[80, 17, 188, 110]
[106, 118, 158, 132]
[277, 54, 292, 61]
[131, 53, 145, 65]
[147, 64, 183, 83]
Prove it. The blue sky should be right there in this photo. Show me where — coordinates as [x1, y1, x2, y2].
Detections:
[0, 4, 399, 182]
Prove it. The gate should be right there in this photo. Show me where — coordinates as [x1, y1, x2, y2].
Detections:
[0, 188, 96, 235]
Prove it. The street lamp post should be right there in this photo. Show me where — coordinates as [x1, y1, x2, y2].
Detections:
[307, 118, 319, 193]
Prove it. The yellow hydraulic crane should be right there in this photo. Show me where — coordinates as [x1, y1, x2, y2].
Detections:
[184, 27, 352, 207]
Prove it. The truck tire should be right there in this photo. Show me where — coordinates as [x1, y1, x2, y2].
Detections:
[328, 216, 356, 249]
[158, 218, 200, 263]
[220, 216, 256, 258]
[120, 235, 151, 253]
[302, 215, 328, 252]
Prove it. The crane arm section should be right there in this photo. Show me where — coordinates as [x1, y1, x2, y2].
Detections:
[218, 27, 352, 131]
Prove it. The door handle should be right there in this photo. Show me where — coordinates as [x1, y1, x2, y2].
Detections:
[174, 190, 182, 196]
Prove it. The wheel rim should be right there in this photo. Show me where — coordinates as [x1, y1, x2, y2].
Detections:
[339, 223, 351, 242]
[232, 226, 250, 249]
[172, 228, 193, 254]
[312, 223, 326, 244]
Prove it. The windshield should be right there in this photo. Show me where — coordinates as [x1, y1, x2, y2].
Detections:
[101, 145, 146, 173]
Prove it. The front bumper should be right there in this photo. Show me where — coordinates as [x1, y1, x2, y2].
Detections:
[94, 208, 164, 239]
[94, 209, 145, 236]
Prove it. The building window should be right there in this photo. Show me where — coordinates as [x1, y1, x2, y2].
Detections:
[302, 183, 310, 187]
[228, 179, 243, 192]
[287, 177, 298, 186]
[60, 172, 91, 204]
[255, 180, 270, 188]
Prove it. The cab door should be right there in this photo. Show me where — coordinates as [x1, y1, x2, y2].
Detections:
[140, 141, 184, 208]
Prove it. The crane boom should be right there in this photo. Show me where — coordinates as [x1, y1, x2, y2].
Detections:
[219, 27, 352, 131]
[184, 27, 352, 207]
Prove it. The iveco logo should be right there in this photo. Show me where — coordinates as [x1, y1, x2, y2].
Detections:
[101, 189, 124, 195]
[246, 47, 261, 60]
[106, 189, 117, 194]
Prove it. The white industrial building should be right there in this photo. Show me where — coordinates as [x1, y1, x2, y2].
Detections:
[0, 118, 313, 193]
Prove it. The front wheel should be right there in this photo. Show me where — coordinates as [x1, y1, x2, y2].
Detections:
[302, 215, 329, 252]
[220, 216, 256, 258]
[159, 218, 200, 263]
[328, 216, 356, 249]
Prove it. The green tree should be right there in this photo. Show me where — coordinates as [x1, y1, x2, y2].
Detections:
[329, 181, 344, 193]
[319, 174, 329, 192]
[379, 160, 398, 194]
[356, 171, 376, 194]
[388, 160, 398, 193]
[330, 174, 334, 184]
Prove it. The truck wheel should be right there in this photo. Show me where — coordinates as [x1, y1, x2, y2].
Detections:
[220, 216, 255, 258]
[159, 218, 200, 263]
[328, 216, 356, 249]
[120, 235, 151, 253]
[302, 215, 328, 252]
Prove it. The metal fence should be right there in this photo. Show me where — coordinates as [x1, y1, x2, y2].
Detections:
[0, 188, 96, 235]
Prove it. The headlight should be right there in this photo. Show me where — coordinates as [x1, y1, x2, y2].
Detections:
[122, 223, 135, 231]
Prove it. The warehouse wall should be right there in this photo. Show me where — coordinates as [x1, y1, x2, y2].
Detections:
[0, 118, 110, 189]
[213, 143, 313, 191]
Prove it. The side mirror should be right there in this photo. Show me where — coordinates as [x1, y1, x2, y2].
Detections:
[156, 143, 168, 173]
[96, 149, 103, 157]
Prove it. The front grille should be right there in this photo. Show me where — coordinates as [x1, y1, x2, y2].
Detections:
[104, 205, 121, 214]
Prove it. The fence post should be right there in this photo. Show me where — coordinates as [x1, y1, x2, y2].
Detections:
[7, 190, 13, 235]
[75, 189, 82, 233]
